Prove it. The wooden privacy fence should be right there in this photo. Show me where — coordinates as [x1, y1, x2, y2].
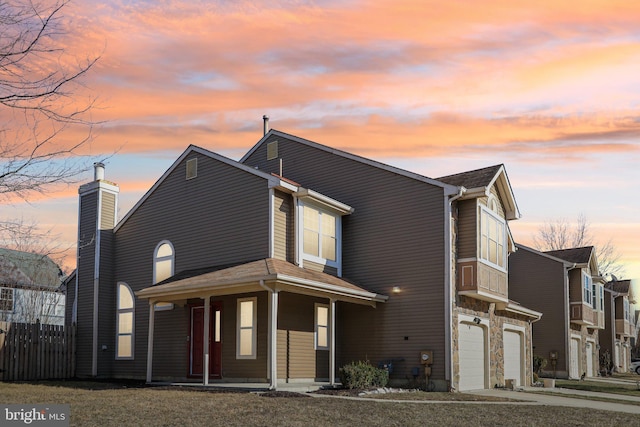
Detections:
[0, 321, 76, 381]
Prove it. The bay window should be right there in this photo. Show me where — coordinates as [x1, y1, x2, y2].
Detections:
[479, 207, 506, 269]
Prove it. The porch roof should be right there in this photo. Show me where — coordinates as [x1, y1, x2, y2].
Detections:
[136, 258, 388, 306]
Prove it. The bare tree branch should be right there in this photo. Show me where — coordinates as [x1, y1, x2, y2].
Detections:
[533, 214, 625, 279]
[0, 0, 100, 202]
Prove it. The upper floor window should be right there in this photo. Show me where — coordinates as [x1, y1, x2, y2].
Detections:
[116, 282, 134, 359]
[0, 287, 14, 312]
[592, 282, 597, 309]
[479, 207, 506, 269]
[302, 204, 338, 265]
[599, 284, 604, 311]
[154, 241, 174, 284]
[583, 273, 592, 306]
[624, 298, 630, 322]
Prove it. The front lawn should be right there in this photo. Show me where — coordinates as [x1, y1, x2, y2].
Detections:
[1, 382, 639, 426]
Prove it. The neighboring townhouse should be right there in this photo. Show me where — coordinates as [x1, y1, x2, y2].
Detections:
[69, 127, 540, 391]
[508, 245, 605, 379]
[0, 248, 65, 326]
[601, 278, 636, 373]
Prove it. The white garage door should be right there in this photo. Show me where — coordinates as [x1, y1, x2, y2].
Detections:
[585, 342, 593, 377]
[570, 338, 580, 379]
[459, 323, 486, 390]
[503, 330, 522, 386]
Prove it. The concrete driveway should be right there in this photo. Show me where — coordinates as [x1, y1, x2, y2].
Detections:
[467, 378, 640, 415]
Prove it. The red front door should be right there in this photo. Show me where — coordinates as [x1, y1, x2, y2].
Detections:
[189, 302, 222, 378]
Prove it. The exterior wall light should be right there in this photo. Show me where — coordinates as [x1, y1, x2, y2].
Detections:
[392, 286, 401, 294]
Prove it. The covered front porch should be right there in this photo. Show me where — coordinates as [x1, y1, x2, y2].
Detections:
[136, 258, 387, 389]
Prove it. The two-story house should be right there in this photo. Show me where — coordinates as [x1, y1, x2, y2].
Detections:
[601, 278, 636, 373]
[69, 126, 540, 391]
[0, 248, 65, 326]
[508, 245, 604, 379]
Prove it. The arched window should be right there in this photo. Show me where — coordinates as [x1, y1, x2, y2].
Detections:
[154, 241, 174, 284]
[116, 282, 134, 359]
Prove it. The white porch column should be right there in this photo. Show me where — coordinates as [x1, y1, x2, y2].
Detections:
[329, 298, 336, 385]
[146, 301, 155, 383]
[203, 296, 211, 386]
[269, 290, 279, 389]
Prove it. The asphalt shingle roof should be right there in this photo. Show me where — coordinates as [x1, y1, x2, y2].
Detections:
[437, 164, 503, 188]
[544, 246, 594, 264]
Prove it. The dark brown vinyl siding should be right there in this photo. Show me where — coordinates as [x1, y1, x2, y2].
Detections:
[243, 135, 448, 380]
[569, 269, 582, 303]
[96, 229, 115, 376]
[509, 248, 568, 373]
[456, 199, 477, 259]
[273, 190, 294, 262]
[64, 277, 75, 327]
[112, 155, 271, 378]
[76, 191, 97, 377]
[277, 293, 329, 380]
[150, 305, 189, 378]
[219, 292, 268, 379]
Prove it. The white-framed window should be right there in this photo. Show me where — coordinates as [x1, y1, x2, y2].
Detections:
[583, 273, 592, 306]
[302, 204, 339, 266]
[315, 303, 329, 350]
[479, 206, 506, 269]
[624, 298, 630, 322]
[154, 241, 174, 284]
[0, 287, 14, 312]
[592, 282, 597, 309]
[599, 284, 604, 311]
[236, 297, 257, 359]
[116, 282, 135, 359]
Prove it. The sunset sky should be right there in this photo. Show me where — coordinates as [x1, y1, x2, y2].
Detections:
[2, 0, 639, 282]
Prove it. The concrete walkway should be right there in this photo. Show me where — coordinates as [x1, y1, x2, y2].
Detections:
[466, 384, 640, 415]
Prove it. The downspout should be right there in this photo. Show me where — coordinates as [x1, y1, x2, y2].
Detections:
[564, 263, 576, 376]
[269, 188, 275, 258]
[444, 186, 464, 387]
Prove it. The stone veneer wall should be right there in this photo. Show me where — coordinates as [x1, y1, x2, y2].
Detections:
[568, 323, 600, 377]
[453, 296, 534, 390]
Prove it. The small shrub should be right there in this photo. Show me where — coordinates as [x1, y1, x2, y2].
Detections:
[533, 355, 547, 374]
[339, 361, 389, 389]
[532, 372, 539, 383]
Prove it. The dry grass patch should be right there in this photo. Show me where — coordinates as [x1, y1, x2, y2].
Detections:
[0, 382, 638, 426]
[360, 391, 520, 401]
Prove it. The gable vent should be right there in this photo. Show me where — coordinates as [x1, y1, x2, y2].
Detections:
[267, 141, 278, 160]
[186, 158, 198, 180]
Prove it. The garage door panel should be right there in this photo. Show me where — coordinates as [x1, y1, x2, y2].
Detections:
[503, 330, 522, 387]
[585, 342, 593, 377]
[459, 323, 486, 391]
[570, 338, 580, 379]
